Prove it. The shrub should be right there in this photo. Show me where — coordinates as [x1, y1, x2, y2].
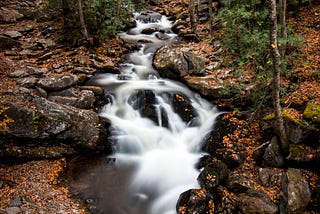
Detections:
[46, 0, 145, 41]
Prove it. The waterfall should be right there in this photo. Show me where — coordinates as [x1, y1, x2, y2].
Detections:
[90, 12, 220, 214]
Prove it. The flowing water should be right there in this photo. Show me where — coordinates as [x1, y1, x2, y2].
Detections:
[80, 12, 220, 214]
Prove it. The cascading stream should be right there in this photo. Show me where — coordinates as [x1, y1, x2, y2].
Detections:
[91, 12, 220, 214]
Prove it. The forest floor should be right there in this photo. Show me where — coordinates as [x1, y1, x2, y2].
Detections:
[0, 0, 320, 213]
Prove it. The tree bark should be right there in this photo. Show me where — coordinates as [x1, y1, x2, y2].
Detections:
[269, 0, 289, 153]
[279, 0, 287, 59]
[189, 0, 197, 34]
[208, 0, 213, 35]
[78, 0, 88, 39]
[116, 0, 123, 20]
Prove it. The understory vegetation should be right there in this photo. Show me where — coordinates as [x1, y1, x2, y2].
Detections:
[45, 0, 145, 41]
[215, 0, 312, 107]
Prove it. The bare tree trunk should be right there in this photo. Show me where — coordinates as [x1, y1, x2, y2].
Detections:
[115, 0, 123, 30]
[189, 0, 197, 34]
[208, 0, 213, 35]
[269, 0, 289, 153]
[78, 0, 88, 39]
[116, 0, 122, 18]
[279, 0, 287, 59]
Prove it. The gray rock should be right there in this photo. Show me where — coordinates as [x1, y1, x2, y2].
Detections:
[9, 196, 22, 207]
[197, 160, 229, 190]
[155, 32, 171, 40]
[183, 51, 206, 76]
[48, 95, 78, 107]
[79, 86, 105, 96]
[0, 35, 21, 50]
[141, 27, 159, 34]
[153, 45, 205, 79]
[149, 0, 162, 5]
[1, 101, 41, 138]
[8, 70, 30, 78]
[213, 186, 237, 214]
[37, 38, 56, 49]
[36, 86, 47, 97]
[237, 189, 278, 214]
[280, 168, 311, 214]
[10, 5, 38, 20]
[37, 74, 79, 91]
[136, 11, 162, 23]
[252, 141, 270, 164]
[262, 136, 285, 167]
[4, 50, 18, 56]
[258, 168, 282, 187]
[4, 31, 22, 39]
[287, 143, 319, 163]
[176, 189, 212, 214]
[215, 148, 244, 169]
[17, 77, 38, 88]
[38, 52, 53, 61]
[5, 207, 21, 214]
[0, 93, 109, 152]
[49, 87, 80, 97]
[0, 7, 24, 23]
[27, 67, 49, 76]
[48, 88, 95, 109]
[76, 90, 96, 109]
[34, 96, 103, 148]
[226, 170, 255, 193]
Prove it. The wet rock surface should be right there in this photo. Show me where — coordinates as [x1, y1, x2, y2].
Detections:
[0, 0, 319, 214]
[153, 44, 206, 79]
[0, 92, 110, 159]
[237, 189, 279, 214]
[280, 168, 312, 214]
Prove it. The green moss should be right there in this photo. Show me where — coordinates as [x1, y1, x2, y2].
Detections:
[262, 108, 309, 128]
[289, 144, 303, 157]
[282, 110, 302, 126]
[32, 111, 43, 132]
[303, 102, 320, 123]
[262, 113, 275, 121]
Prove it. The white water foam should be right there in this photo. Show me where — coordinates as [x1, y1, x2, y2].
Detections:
[95, 12, 220, 214]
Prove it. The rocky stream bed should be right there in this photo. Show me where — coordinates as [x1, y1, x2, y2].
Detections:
[1, 0, 320, 214]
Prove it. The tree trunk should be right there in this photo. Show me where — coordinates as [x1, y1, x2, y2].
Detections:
[269, 0, 289, 153]
[208, 0, 213, 35]
[116, 0, 123, 19]
[189, 0, 197, 34]
[115, 0, 123, 30]
[78, 0, 88, 39]
[279, 0, 287, 59]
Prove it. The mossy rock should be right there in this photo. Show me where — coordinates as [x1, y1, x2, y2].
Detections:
[262, 108, 304, 126]
[288, 143, 319, 163]
[303, 102, 320, 123]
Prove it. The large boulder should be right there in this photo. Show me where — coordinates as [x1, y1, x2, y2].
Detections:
[261, 136, 285, 167]
[128, 90, 199, 127]
[48, 88, 96, 109]
[197, 160, 230, 191]
[37, 74, 79, 91]
[280, 168, 311, 214]
[0, 92, 110, 158]
[176, 188, 214, 214]
[226, 170, 255, 193]
[135, 11, 162, 23]
[212, 186, 237, 213]
[237, 189, 279, 214]
[153, 45, 206, 80]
